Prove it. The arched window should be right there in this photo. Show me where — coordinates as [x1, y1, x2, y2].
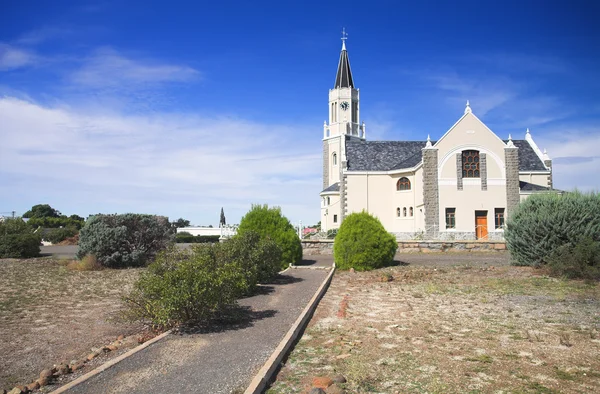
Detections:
[332, 153, 337, 166]
[403, 207, 407, 217]
[396, 207, 401, 217]
[462, 150, 480, 178]
[409, 207, 414, 217]
[396, 177, 411, 191]
[327, 197, 330, 205]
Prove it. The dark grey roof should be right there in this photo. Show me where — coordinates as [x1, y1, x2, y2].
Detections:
[334, 47, 354, 88]
[520, 181, 551, 192]
[346, 139, 430, 171]
[505, 140, 548, 171]
[321, 182, 340, 193]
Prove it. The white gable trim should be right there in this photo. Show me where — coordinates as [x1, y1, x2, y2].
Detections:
[433, 112, 508, 148]
[438, 144, 506, 179]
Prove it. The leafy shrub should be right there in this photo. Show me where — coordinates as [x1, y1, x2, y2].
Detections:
[174, 232, 220, 244]
[547, 237, 600, 280]
[77, 214, 172, 268]
[505, 191, 600, 267]
[237, 204, 302, 270]
[126, 246, 247, 328]
[67, 254, 102, 271]
[0, 218, 41, 258]
[334, 211, 398, 271]
[45, 226, 78, 244]
[27, 216, 85, 230]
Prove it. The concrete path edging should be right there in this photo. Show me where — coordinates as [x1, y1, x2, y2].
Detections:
[244, 265, 336, 394]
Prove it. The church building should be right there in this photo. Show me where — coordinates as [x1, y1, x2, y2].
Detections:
[320, 37, 554, 240]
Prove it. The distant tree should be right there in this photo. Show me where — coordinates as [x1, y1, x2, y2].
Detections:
[171, 218, 191, 229]
[220, 207, 226, 227]
[23, 204, 61, 219]
[69, 214, 85, 222]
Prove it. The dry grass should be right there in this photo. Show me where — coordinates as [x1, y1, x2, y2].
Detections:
[0, 257, 144, 390]
[64, 254, 103, 271]
[268, 261, 600, 393]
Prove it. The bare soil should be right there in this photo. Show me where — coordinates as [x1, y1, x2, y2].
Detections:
[268, 253, 600, 393]
[0, 258, 144, 391]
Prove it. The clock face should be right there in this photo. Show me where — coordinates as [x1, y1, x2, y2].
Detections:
[340, 101, 350, 111]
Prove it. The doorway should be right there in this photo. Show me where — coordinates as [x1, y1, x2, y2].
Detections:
[475, 211, 488, 240]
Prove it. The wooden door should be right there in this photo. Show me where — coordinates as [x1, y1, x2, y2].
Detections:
[475, 211, 488, 240]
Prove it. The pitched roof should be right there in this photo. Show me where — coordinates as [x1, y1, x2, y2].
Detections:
[321, 182, 340, 193]
[519, 181, 551, 192]
[334, 45, 354, 89]
[346, 139, 429, 171]
[506, 140, 548, 171]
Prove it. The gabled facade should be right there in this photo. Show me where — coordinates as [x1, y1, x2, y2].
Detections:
[320, 39, 554, 240]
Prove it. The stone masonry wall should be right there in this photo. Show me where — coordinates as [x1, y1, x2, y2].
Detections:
[301, 239, 506, 255]
[422, 148, 440, 237]
[322, 141, 329, 190]
[505, 147, 520, 218]
[544, 159, 553, 188]
[456, 153, 463, 191]
[480, 153, 487, 191]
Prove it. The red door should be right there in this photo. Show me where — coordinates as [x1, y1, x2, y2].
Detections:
[475, 211, 488, 240]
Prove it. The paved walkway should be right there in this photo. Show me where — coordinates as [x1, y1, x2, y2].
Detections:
[65, 260, 333, 394]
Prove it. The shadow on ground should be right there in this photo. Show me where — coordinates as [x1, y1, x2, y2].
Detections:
[176, 306, 277, 335]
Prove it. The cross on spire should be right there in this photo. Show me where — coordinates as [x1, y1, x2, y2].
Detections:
[341, 28, 348, 50]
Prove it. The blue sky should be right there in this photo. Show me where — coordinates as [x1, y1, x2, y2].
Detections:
[1, 0, 599, 225]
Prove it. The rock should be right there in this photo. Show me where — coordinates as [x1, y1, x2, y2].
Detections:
[311, 377, 334, 389]
[117, 335, 125, 341]
[327, 384, 345, 394]
[349, 268, 355, 273]
[91, 347, 102, 353]
[335, 353, 351, 360]
[56, 363, 70, 375]
[70, 360, 85, 372]
[7, 388, 23, 394]
[86, 352, 99, 361]
[309, 389, 326, 394]
[39, 369, 54, 380]
[26, 382, 40, 391]
[36, 376, 49, 387]
[107, 344, 119, 351]
[332, 374, 347, 384]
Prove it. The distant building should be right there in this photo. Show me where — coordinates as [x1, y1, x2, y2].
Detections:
[320, 37, 554, 240]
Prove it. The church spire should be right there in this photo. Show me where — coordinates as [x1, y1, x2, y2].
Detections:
[334, 28, 354, 89]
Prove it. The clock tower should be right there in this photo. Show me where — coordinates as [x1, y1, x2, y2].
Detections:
[321, 30, 365, 230]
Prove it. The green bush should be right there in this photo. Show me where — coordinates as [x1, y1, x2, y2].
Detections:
[0, 219, 41, 258]
[45, 226, 78, 244]
[125, 233, 281, 328]
[547, 237, 600, 280]
[27, 216, 85, 230]
[174, 232, 220, 244]
[505, 191, 600, 267]
[77, 214, 172, 268]
[333, 211, 398, 271]
[125, 245, 248, 328]
[237, 204, 302, 269]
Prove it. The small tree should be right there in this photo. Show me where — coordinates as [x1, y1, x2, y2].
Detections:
[78, 214, 172, 268]
[23, 204, 62, 218]
[0, 218, 41, 258]
[237, 204, 302, 269]
[334, 211, 398, 271]
[220, 207, 226, 227]
[171, 218, 191, 229]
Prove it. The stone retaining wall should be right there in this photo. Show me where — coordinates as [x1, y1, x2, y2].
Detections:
[301, 239, 506, 255]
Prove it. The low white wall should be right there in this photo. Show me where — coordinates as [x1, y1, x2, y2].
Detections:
[177, 227, 223, 237]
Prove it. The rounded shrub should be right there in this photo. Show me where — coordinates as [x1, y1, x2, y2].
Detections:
[0, 218, 41, 258]
[77, 214, 172, 268]
[505, 191, 600, 267]
[237, 204, 302, 269]
[333, 211, 397, 271]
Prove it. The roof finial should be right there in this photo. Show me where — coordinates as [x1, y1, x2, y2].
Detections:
[526, 127, 530, 135]
[464, 100, 472, 114]
[341, 27, 348, 51]
[426, 134, 432, 147]
[543, 148, 550, 161]
[507, 133, 515, 147]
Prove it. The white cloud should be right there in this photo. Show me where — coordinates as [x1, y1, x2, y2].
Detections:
[0, 97, 321, 225]
[69, 48, 200, 88]
[0, 44, 37, 70]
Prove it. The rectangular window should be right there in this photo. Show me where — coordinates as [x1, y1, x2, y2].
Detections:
[333, 214, 338, 223]
[495, 208, 505, 229]
[445, 208, 456, 229]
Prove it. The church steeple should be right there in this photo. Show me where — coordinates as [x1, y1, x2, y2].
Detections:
[334, 28, 354, 89]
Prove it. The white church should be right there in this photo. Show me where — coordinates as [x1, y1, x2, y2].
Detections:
[320, 36, 554, 240]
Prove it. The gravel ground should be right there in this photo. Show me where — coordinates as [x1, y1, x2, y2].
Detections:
[64, 264, 332, 394]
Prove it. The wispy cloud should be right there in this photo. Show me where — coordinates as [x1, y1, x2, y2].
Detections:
[69, 48, 200, 88]
[15, 27, 72, 46]
[0, 97, 320, 224]
[0, 44, 38, 71]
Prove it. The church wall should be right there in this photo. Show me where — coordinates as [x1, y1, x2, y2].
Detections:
[321, 194, 341, 232]
[519, 173, 551, 188]
[326, 137, 341, 185]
